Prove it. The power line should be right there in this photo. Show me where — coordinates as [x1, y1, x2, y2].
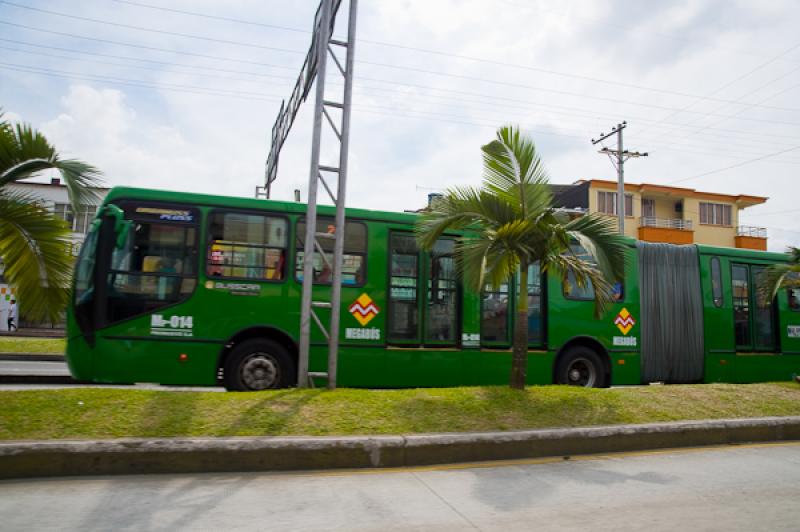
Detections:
[0, 2, 306, 56]
[111, 0, 310, 34]
[0, 62, 286, 101]
[0, 46, 792, 161]
[5, 18, 800, 129]
[0, 21, 301, 69]
[7, 35, 796, 147]
[4, 40, 800, 163]
[667, 144, 800, 185]
[497, 0, 800, 66]
[0, 45, 298, 86]
[0, 37, 299, 74]
[4, 0, 800, 113]
[4, 45, 800, 163]
[638, 63, 800, 146]
[646, 75, 800, 148]
[636, 38, 800, 140]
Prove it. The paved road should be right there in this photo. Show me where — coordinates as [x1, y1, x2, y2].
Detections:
[0, 360, 70, 376]
[1, 443, 798, 531]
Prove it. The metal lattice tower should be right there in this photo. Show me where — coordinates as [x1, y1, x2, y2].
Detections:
[263, 0, 358, 390]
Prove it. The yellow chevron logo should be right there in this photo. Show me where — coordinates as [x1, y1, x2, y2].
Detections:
[348, 293, 380, 326]
[614, 308, 636, 335]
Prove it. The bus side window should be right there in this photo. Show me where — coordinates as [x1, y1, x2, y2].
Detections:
[711, 256, 723, 307]
[295, 219, 367, 286]
[207, 211, 288, 281]
[388, 233, 419, 342]
[106, 203, 199, 324]
[787, 273, 800, 311]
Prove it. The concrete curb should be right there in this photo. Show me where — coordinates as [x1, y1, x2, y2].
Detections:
[0, 353, 65, 362]
[1, 416, 799, 479]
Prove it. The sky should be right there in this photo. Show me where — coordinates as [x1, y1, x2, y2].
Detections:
[1, 0, 799, 251]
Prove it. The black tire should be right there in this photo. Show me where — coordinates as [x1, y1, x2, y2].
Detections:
[555, 346, 608, 388]
[223, 339, 296, 391]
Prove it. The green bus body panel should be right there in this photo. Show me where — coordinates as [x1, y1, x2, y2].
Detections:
[65, 187, 800, 388]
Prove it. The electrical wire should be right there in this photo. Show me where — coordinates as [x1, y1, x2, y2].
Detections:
[3, 0, 800, 113]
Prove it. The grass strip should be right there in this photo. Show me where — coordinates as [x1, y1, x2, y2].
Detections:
[2, 383, 800, 441]
[0, 337, 65, 354]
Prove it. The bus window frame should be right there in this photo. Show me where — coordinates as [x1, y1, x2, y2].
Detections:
[205, 208, 290, 284]
[386, 231, 462, 347]
[480, 282, 512, 347]
[386, 230, 422, 345]
[294, 217, 368, 288]
[423, 236, 460, 347]
[100, 199, 201, 327]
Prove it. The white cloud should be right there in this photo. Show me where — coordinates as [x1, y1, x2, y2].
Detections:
[1, 0, 797, 250]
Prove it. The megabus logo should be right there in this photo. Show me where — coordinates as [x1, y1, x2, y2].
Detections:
[614, 308, 636, 335]
[612, 308, 637, 347]
[348, 293, 379, 326]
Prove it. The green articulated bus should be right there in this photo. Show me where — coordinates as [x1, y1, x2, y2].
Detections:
[66, 187, 800, 390]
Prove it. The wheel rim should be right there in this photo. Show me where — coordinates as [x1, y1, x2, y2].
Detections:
[240, 353, 280, 390]
[565, 357, 597, 387]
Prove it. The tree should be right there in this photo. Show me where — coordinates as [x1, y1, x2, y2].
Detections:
[416, 125, 628, 389]
[763, 246, 800, 302]
[0, 109, 103, 324]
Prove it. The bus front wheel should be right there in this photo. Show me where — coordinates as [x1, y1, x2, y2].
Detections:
[555, 347, 607, 388]
[223, 339, 296, 391]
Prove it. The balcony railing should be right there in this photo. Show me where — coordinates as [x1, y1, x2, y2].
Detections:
[737, 225, 767, 238]
[640, 217, 693, 230]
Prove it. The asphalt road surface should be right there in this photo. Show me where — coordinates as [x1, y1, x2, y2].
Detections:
[0, 360, 70, 376]
[1, 443, 798, 531]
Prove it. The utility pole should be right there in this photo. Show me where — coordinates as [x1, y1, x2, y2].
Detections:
[591, 122, 648, 234]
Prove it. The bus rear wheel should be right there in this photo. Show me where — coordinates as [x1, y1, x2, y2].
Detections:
[556, 347, 607, 388]
[223, 339, 296, 391]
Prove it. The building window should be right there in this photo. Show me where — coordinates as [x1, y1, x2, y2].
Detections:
[53, 203, 98, 234]
[642, 198, 655, 218]
[295, 218, 366, 285]
[597, 191, 633, 216]
[207, 211, 287, 281]
[699, 202, 732, 226]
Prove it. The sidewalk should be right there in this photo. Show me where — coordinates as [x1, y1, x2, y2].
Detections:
[2, 417, 799, 480]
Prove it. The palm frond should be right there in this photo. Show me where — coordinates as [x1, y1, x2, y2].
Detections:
[481, 124, 552, 219]
[0, 190, 73, 323]
[545, 253, 615, 318]
[0, 122, 103, 211]
[564, 213, 628, 282]
[416, 186, 515, 250]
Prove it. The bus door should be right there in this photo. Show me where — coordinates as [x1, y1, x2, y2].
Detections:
[81, 202, 200, 382]
[73, 205, 124, 345]
[732, 264, 777, 352]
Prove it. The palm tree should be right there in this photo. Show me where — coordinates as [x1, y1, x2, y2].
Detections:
[0, 109, 103, 324]
[763, 246, 800, 302]
[416, 125, 627, 389]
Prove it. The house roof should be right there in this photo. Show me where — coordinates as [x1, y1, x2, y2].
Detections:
[577, 179, 767, 208]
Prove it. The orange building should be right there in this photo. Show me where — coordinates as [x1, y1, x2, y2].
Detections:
[553, 180, 768, 250]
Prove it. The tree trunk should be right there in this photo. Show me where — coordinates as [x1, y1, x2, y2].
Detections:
[510, 260, 529, 390]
